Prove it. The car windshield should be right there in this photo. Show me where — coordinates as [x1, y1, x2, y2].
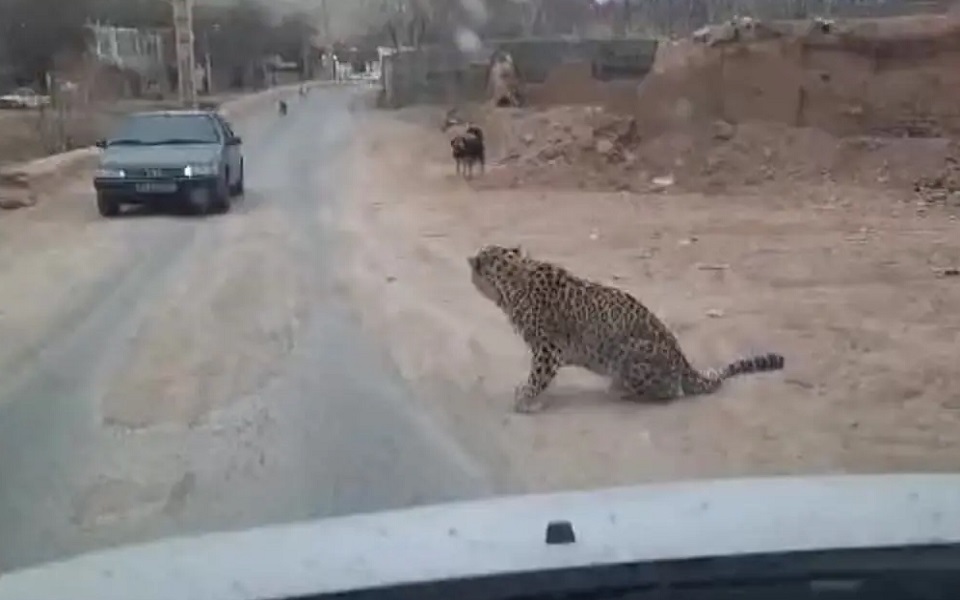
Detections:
[325, 544, 960, 600]
[107, 113, 221, 146]
[3, 1, 960, 598]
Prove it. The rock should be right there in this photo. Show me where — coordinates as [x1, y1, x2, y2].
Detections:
[595, 139, 615, 155]
[707, 22, 739, 46]
[592, 116, 639, 146]
[703, 155, 723, 174]
[0, 170, 35, 209]
[713, 120, 735, 140]
[692, 26, 712, 43]
[521, 133, 535, 144]
[0, 171, 30, 188]
[538, 146, 563, 161]
[0, 190, 37, 210]
[651, 174, 675, 188]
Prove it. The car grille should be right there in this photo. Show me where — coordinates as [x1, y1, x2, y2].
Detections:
[124, 166, 183, 179]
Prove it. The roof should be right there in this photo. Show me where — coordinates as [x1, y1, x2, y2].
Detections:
[0, 474, 959, 600]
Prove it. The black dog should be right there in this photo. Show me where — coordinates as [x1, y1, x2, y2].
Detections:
[278, 100, 288, 116]
[450, 125, 485, 179]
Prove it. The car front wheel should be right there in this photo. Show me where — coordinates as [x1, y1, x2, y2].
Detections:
[96, 192, 120, 217]
[210, 172, 231, 214]
[229, 159, 244, 196]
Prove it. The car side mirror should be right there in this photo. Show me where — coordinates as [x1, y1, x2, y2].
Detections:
[94, 139, 106, 149]
[227, 135, 242, 146]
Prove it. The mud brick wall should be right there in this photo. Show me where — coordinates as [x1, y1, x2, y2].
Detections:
[380, 38, 659, 109]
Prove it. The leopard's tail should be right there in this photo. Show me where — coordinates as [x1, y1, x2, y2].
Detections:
[682, 352, 785, 396]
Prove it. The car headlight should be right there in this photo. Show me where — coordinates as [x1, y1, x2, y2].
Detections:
[183, 164, 218, 177]
[95, 167, 125, 178]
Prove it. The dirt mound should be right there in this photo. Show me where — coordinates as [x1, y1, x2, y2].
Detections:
[475, 105, 954, 194]
[636, 14, 960, 137]
[470, 15, 960, 195]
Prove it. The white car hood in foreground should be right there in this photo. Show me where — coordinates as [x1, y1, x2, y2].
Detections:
[0, 474, 958, 600]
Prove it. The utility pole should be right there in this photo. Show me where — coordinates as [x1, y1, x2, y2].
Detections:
[171, 0, 197, 108]
[319, 0, 330, 42]
[318, 0, 330, 80]
[300, 37, 309, 81]
[205, 41, 213, 95]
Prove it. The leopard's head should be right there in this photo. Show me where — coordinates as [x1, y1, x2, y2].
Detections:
[467, 244, 527, 305]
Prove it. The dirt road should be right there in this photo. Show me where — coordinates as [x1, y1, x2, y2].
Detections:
[0, 88, 493, 572]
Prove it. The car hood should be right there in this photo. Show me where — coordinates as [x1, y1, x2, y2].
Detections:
[100, 143, 219, 168]
[0, 474, 958, 600]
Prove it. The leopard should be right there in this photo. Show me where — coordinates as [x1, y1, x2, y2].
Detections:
[467, 244, 785, 414]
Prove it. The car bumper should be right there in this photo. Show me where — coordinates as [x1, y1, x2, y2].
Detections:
[93, 176, 219, 205]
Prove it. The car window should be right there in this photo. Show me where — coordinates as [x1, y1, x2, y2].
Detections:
[214, 114, 236, 138]
[107, 114, 222, 146]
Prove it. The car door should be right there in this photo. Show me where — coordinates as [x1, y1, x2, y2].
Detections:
[214, 114, 241, 186]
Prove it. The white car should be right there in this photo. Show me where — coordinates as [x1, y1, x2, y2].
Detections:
[0, 474, 957, 600]
[0, 87, 51, 109]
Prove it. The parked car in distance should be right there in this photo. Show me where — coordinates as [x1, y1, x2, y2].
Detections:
[0, 87, 51, 109]
[92, 110, 245, 217]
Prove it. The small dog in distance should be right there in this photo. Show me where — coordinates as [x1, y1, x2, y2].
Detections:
[450, 125, 485, 179]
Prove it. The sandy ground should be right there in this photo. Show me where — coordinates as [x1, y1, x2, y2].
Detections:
[339, 111, 960, 493]
[0, 177, 132, 377]
[98, 202, 313, 428]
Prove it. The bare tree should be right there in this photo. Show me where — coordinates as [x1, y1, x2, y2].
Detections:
[0, 0, 93, 87]
[383, 0, 433, 48]
[519, 0, 545, 36]
[87, 0, 169, 27]
[271, 11, 319, 64]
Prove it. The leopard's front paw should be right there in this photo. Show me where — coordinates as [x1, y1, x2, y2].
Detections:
[513, 384, 546, 414]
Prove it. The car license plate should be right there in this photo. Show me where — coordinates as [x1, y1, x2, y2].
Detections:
[135, 182, 177, 193]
